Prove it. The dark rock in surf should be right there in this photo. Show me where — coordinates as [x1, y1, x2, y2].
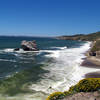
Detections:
[14, 48, 20, 51]
[89, 52, 96, 56]
[21, 40, 38, 51]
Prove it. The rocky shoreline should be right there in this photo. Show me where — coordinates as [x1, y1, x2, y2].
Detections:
[62, 42, 100, 100]
[81, 40, 100, 78]
[47, 32, 100, 100]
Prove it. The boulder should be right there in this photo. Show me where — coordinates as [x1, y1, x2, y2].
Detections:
[14, 48, 20, 51]
[89, 52, 96, 56]
[21, 40, 38, 51]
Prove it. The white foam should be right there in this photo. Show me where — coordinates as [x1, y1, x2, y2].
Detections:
[51, 46, 67, 50]
[4, 48, 14, 52]
[3, 48, 39, 53]
[0, 59, 16, 62]
[45, 50, 60, 58]
[30, 42, 100, 97]
[3, 41, 100, 100]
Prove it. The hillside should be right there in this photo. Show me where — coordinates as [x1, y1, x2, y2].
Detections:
[57, 31, 100, 41]
[57, 31, 100, 56]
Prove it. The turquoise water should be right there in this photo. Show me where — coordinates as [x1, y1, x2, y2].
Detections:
[0, 36, 89, 100]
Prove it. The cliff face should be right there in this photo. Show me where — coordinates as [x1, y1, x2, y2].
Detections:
[57, 31, 100, 57]
[88, 39, 100, 57]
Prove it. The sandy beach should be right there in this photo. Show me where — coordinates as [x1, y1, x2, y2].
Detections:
[81, 56, 100, 78]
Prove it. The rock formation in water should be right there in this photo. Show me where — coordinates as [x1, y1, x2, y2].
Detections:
[14, 40, 38, 51]
[21, 40, 38, 51]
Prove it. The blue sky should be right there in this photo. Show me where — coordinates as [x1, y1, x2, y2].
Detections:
[0, 0, 100, 36]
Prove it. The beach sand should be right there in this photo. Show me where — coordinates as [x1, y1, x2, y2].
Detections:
[81, 56, 100, 78]
[81, 57, 100, 69]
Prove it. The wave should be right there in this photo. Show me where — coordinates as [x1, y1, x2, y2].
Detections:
[3, 48, 39, 53]
[39, 46, 67, 58]
[0, 59, 16, 62]
[50, 46, 67, 50]
[29, 41, 100, 96]
[0, 42, 100, 100]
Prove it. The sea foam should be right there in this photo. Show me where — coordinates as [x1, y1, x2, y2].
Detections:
[2, 42, 100, 100]
[30, 41, 100, 100]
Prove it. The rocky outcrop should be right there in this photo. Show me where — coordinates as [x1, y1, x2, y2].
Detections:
[89, 52, 96, 56]
[14, 40, 38, 51]
[21, 40, 38, 51]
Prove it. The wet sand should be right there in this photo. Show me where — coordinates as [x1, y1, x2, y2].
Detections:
[85, 71, 100, 78]
[81, 57, 100, 69]
[81, 56, 100, 78]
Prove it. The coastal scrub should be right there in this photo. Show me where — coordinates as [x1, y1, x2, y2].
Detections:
[46, 78, 100, 100]
[46, 92, 65, 100]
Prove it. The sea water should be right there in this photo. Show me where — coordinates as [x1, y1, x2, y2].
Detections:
[0, 36, 99, 100]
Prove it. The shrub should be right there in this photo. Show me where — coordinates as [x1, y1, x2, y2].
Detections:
[46, 78, 100, 100]
[69, 78, 100, 92]
[63, 91, 73, 96]
[46, 92, 65, 100]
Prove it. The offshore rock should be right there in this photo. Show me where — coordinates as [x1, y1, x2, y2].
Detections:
[21, 40, 38, 51]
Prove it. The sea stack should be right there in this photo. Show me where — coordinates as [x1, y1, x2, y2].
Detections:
[21, 40, 38, 51]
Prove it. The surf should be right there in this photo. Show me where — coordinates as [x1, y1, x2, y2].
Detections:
[0, 37, 99, 100]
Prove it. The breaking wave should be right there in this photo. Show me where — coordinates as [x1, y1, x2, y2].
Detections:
[1, 42, 100, 100]
[29, 42, 100, 100]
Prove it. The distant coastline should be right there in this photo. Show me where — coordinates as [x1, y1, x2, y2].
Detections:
[56, 31, 100, 41]
[57, 31, 100, 69]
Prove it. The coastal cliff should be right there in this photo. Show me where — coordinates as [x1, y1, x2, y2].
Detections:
[57, 31, 100, 41]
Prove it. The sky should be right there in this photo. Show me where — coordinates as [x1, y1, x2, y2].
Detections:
[0, 0, 100, 36]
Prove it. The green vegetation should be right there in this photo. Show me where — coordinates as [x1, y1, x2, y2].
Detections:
[91, 39, 100, 52]
[69, 78, 100, 92]
[0, 64, 48, 96]
[46, 92, 65, 100]
[46, 78, 100, 100]
[58, 31, 100, 41]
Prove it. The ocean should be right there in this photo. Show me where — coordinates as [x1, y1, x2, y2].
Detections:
[0, 36, 98, 100]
